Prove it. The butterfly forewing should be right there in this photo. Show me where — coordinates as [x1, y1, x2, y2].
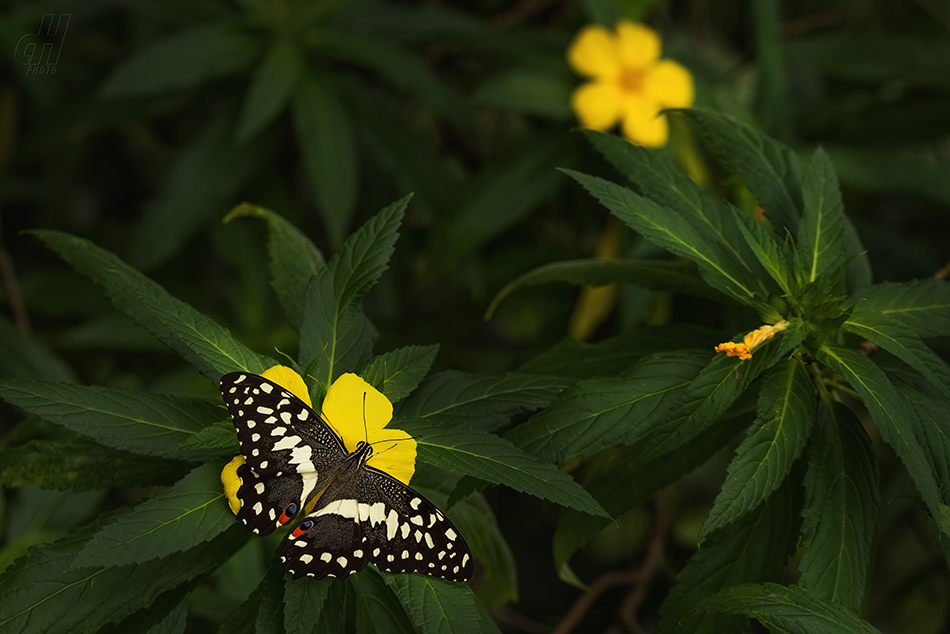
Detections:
[220, 372, 346, 535]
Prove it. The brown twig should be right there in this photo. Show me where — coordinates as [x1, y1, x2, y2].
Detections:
[552, 492, 671, 634]
[934, 259, 950, 281]
[618, 492, 670, 633]
[491, 608, 554, 634]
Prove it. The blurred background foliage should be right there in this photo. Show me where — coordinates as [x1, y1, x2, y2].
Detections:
[1, 0, 949, 631]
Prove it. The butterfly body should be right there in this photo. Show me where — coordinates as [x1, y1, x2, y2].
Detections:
[220, 372, 473, 582]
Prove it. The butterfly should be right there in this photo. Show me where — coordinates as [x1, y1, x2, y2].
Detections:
[219, 371, 473, 582]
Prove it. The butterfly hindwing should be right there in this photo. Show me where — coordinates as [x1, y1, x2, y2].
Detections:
[220, 372, 347, 535]
[280, 463, 473, 582]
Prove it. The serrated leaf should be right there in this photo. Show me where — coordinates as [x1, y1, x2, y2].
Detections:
[731, 204, 794, 297]
[384, 573, 481, 634]
[102, 24, 261, 97]
[350, 568, 415, 634]
[487, 258, 723, 319]
[855, 278, 950, 339]
[293, 71, 358, 245]
[396, 371, 572, 433]
[166, 421, 239, 457]
[225, 204, 325, 332]
[30, 231, 274, 381]
[0, 513, 246, 634]
[70, 463, 234, 569]
[641, 339, 780, 462]
[692, 583, 882, 634]
[581, 129, 772, 298]
[774, 317, 810, 358]
[0, 380, 224, 458]
[674, 108, 803, 237]
[360, 345, 439, 403]
[798, 403, 878, 615]
[655, 478, 800, 634]
[843, 307, 950, 401]
[563, 169, 762, 307]
[146, 597, 187, 634]
[236, 38, 302, 144]
[299, 196, 409, 388]
[519, 325, 721, 378]
[798, 147, 847, 285]
[394, 419, 608, 518]
[700, 359, 816, 539]
[554, 406, 753, 579]
[283, 575, 332, 634]
[895, 385, 950, 505]
[817, 343, 945, 532]
[505, 351, 707, 464]
[0, 438, 190, 491]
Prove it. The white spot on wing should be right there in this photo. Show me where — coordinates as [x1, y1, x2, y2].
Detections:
[300, 553, 313, 564]
[321, 552, 332, 563]
[445, 528, 457, 541]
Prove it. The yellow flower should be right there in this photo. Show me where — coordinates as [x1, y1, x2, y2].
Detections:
[221, 365, 416, 516]
[567, 20, 694, 148]
[715, 320, 790, 361]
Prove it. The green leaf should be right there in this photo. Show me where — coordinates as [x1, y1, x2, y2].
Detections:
[691, 583, 883, 634]
[700, 359, 816, 540]
[553, 402, 754, 578]
[519, 325, 721, 378]
[641, 339, 780, 462]
[429, 134, 574, 272]
[563, 169, 762, 307]
[0, 514, 246, 634]
[581, 129, 772, 298]
[384, 573, 482, 634]
[128, 112, 267, 270]
[394, 419, 608, 518]
[843, 307, 950, 401]
[221, 558, 286, 634]
[299, 196, 409, 388]
[283, 576, 333, 634]
[505, 351, 708, 464]
[236, 38, 302, 144]
[292, 71, 359, 246]
[102, 24, 261, 97]
[798, 147, 847, 285]
[472, 66, 572, 119]
[0, 438, 190, 491]
[0, 314, 77, 383]
[30, 231, 275, 381]
[730, 204, 794, 297]
[798, 402, 879, 615]
[350, 568, 415, 634]
[817, 344, 945, 529]
[145, 597, 187, 634]
[487, 258, 723, 319]
[655, 478, 801, 634]
[396, 371, 572, 433]
[674, 108, 803, 237]
[166, 420, 238, 458]
[70, 463, 234, 569]
[225, 203, 325, 331]
[855, 278, 950, 339]
[360, 345, 439, 403]
[0, 380, 224, 458]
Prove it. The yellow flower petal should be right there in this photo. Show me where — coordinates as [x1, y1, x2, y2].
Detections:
[322, 373, 416, 485]
[567, 24, 621, 78]
[221, 455, 245, 515]
[620, 96, 668, 148]
[571, 81, 623, 130]
[261, 365, 312, 408]
[642, 59, 694, 108]
[615, 21, 661, 70]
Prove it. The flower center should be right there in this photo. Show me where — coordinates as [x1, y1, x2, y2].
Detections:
[618, 67, 643, 93]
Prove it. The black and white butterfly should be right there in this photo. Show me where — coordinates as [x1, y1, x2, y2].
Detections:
[220, 372, 473, 582]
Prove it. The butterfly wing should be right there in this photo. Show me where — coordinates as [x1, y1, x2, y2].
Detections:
[220, 372, 348, 536]
[279, 465, 473, 582]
